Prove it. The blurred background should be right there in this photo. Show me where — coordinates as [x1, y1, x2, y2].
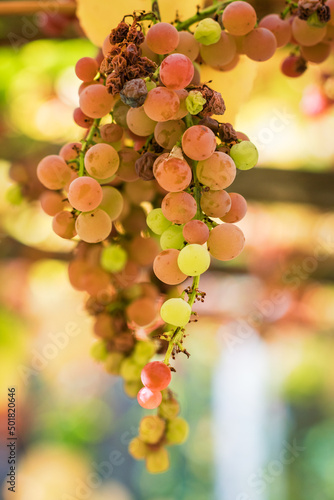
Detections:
[1, 0, 334, 499]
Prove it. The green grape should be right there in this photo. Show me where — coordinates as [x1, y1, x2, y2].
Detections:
[147, 208, 172, 235]
[120, 357, 142, 382]
[165, 417, 189, 445]
[100, 245, 127, 273]
[139, 415, 166, 444]
[145, 79, 157, 92]
[186, 90, 206, 115]
[159, 397, 180, 420]
[177, 244, 210, 276]
[104, 352, 124, 375]
[160, 225, 185, 250]
[146, 447, 170, 474]
[6, 185, 22, 205]
[133, 341, 156, 365]
[124, 379, 143, 398]
[129, 437, 148, 460]
[194, 18, 221, 45]
[160, 298, 191, 327]
[229, 141, 258, 170]
[90, 340, 109, 362]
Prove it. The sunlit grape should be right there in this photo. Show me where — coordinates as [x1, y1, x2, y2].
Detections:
[221, 192, 247, 223]
[230, 141, 258, 170]
[160, 297, 192, 327]
[222, 1, 257, 35]
[75, 57, 98, 81]
[141, 361, 172, 391]
[79, 84, 114, 119]
[160, 224, 185, 250]
[160, 54, 194, 90]
[207, 223, 245, 260]
[153, 249, 188, 285]
[177, 244, 211, 276]
[52, 211, 76, 239]
[161, 191, 197, 224]
[145, 22, 179, 54]
[75, 209, 112, 243]
[84, 143, 119, 179]
[100, 245, 127, 273]
[182, 125, 217, 161]
[144, 87, 180, 122]
[137, 388, 162, 410]
[68, 176, 103, 212]
[197, 152, 236, 189]
[200, 189, 231, 218]
[37, 155, 72, 190]
[146, 208, 172, 235]
[194, 18, 221, 45]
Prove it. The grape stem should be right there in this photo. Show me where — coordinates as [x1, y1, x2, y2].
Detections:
[163, 275, 200, 365]
[175, 0, 236, 31]
[280, 1, 298, 20]
[78, 118, 100, 176]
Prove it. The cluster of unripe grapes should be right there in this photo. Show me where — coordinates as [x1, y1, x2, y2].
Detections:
[32, 0, 333, 472]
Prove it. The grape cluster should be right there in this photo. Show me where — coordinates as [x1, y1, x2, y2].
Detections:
[31, 0, 332, 472]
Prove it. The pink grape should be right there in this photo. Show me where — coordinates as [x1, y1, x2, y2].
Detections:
[182, 125, 217, 161]
[100, 123, 123, 143]
[281, 55, 306, 78]
[160, 54, 194, 90]
[52, 211, 76, 239]
[161, 191, 197, 224]
[59, 142, 81, 168]
[221, 192, 247, 223]
[292, 17, 326, 46]
[145, 22, 179, 54]
[182, 220, 209, 245]
[154, 120, 186, 150]
[141, 361, 172, 391]
[222, 1, 257, 36]
[102, 35, 112, 56]
[173, 31, 200, 61]
[196, 152, 236, 189]
[143, 87, 180, 122]
[126, 106, 157, 136]
[137, 388, 162, 409]
[243, 28, 277, 62]
[173, 89, 189, 119]
[73, 107, 94, 128]
[200, 32, 237, 67]
[259, 14, 292, 47]
[84, 143, 119, 179]
[207, 223, 245, 261]
[200, 189, 232, 218]
[300, 43, 331, 63]
[75, 57, 99, 81]
[37, 155, 72, 190]
[75, 209, 112, 243]
[68, 176, 103, 212]
[40, 191, 69, 216]
[153, 249, 188, 285]
[79, 84, 114, 119]
[154, 157, 192, 192]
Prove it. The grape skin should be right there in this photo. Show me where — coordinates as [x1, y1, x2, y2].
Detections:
[160, 298, 192, 327]
[37, 155, 72, 190]
[141, 361, 172, 391]
[207, 223, 245, 261]
[68, 176, 103, 212]
[160, 54, 194, 90]
[153, 249, 188, 285]
[222, 1, 257, 36]
[84, 143, 119, 179]
[75, 209, 112, 243]
[79, 84, 114, 119]
[182, 125, 217, 161]
[161, 191, 197, 224]
[137, 388, 162, 409]
[197, 152, 236, 190]
[143, 87, 180, 122]
[145, 22, 179, 54]
[177, 244, 211, 276]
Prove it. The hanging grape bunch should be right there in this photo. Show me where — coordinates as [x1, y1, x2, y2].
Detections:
[34, 0, 333, 473]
